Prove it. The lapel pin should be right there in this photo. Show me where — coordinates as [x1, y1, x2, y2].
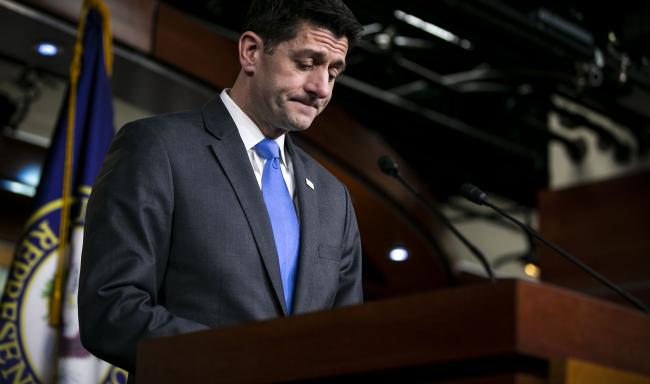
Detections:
[305, 178, 314, 190]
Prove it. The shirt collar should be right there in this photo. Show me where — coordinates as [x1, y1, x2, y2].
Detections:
[220, 89, 287, 164]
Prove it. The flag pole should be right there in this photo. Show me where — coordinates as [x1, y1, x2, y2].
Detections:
[49, 0, 113, 327]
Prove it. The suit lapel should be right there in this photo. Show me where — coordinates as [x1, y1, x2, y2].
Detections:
[286, 137, 320, 314]
[202, 96, 288, 315]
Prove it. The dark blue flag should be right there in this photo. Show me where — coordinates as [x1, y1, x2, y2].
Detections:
[0, 0, 127, 382]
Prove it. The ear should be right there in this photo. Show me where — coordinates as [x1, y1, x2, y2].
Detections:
[238, 31, 264, 74]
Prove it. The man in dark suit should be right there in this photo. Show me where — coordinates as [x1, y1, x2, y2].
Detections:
[78, 0, 364, 375]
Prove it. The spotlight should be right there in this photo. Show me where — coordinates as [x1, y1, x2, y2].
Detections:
[524, 263, 541, 279]
[388, 245, 409, 262]
[35, 42, 60, 57]
[0, 179, 36, 197]
[17, 165, 41, 186]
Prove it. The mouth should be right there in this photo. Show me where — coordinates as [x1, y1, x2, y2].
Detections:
[290, 99, 320, 111]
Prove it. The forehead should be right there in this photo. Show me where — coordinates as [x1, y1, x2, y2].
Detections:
[284, 23, 349, 57]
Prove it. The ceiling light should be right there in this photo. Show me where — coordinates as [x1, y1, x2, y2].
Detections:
[0, 179, 36, 197]
[388, 245, 409, 262]
[17, 165, 41, 186]
[35, 42, 59, 57]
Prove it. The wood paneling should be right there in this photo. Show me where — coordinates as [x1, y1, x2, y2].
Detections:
[20, 0, 156, 52]
[0, 241, 15, 267]
[154, 4, 239, 88]
[538, 170, 650, 307]
[516, 281, 650, 377]
[137, 280, 650, 383]
[549, 358, 650, 384]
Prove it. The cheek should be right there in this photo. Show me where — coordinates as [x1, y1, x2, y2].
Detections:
[277, 68, 308, 87]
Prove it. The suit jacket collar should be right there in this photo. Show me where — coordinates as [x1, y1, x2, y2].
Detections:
[202, 95, 237, 140]
[218, 90, 290, 164]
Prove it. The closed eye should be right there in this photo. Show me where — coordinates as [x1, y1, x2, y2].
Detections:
[297, 61, 314, 70]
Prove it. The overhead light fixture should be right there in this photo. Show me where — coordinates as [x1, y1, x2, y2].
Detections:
[388, 245, 409, 262]
[17, 164, 41, 186]
[394, 10, 473, 50]
[35, 42, 60, 57]
[0, 179, 36, 197]
[0, 166, 41, 197]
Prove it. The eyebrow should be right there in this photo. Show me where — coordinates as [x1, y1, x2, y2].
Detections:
[294, 49, 347, 72]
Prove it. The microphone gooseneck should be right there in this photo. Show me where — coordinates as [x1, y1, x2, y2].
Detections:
[460, 183, 650, 315]
[378, 156, 495, 282]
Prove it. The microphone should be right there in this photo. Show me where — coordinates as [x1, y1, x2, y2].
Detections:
[378, 156, 495, 282]
[460, 183, 650, 315]
[378, 156, 399, 177]
[459, 183, 488, 205]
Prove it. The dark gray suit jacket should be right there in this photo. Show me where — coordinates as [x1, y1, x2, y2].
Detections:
[78, 96, 363, 373]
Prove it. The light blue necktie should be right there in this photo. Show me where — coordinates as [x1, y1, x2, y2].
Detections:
[255, 138, 300, 313]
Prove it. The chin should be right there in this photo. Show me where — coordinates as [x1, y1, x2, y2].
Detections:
[285, 116, 315, 132]
[286, 123, 311, 132]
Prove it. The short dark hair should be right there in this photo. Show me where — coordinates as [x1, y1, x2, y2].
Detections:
[243, 0, 363, 52]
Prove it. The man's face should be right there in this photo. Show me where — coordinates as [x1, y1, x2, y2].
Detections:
[248, 23, 349, 135]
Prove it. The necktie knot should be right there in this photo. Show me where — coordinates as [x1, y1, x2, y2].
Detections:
[255, 138, 280, 160]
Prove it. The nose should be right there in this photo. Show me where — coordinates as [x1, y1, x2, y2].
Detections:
[304, 68, 331, 100]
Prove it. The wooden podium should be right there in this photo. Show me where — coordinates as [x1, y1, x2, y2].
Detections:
[136, 280, 650, 383]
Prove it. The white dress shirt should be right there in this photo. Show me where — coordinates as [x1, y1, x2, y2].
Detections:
[220, 89, 295, 197]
